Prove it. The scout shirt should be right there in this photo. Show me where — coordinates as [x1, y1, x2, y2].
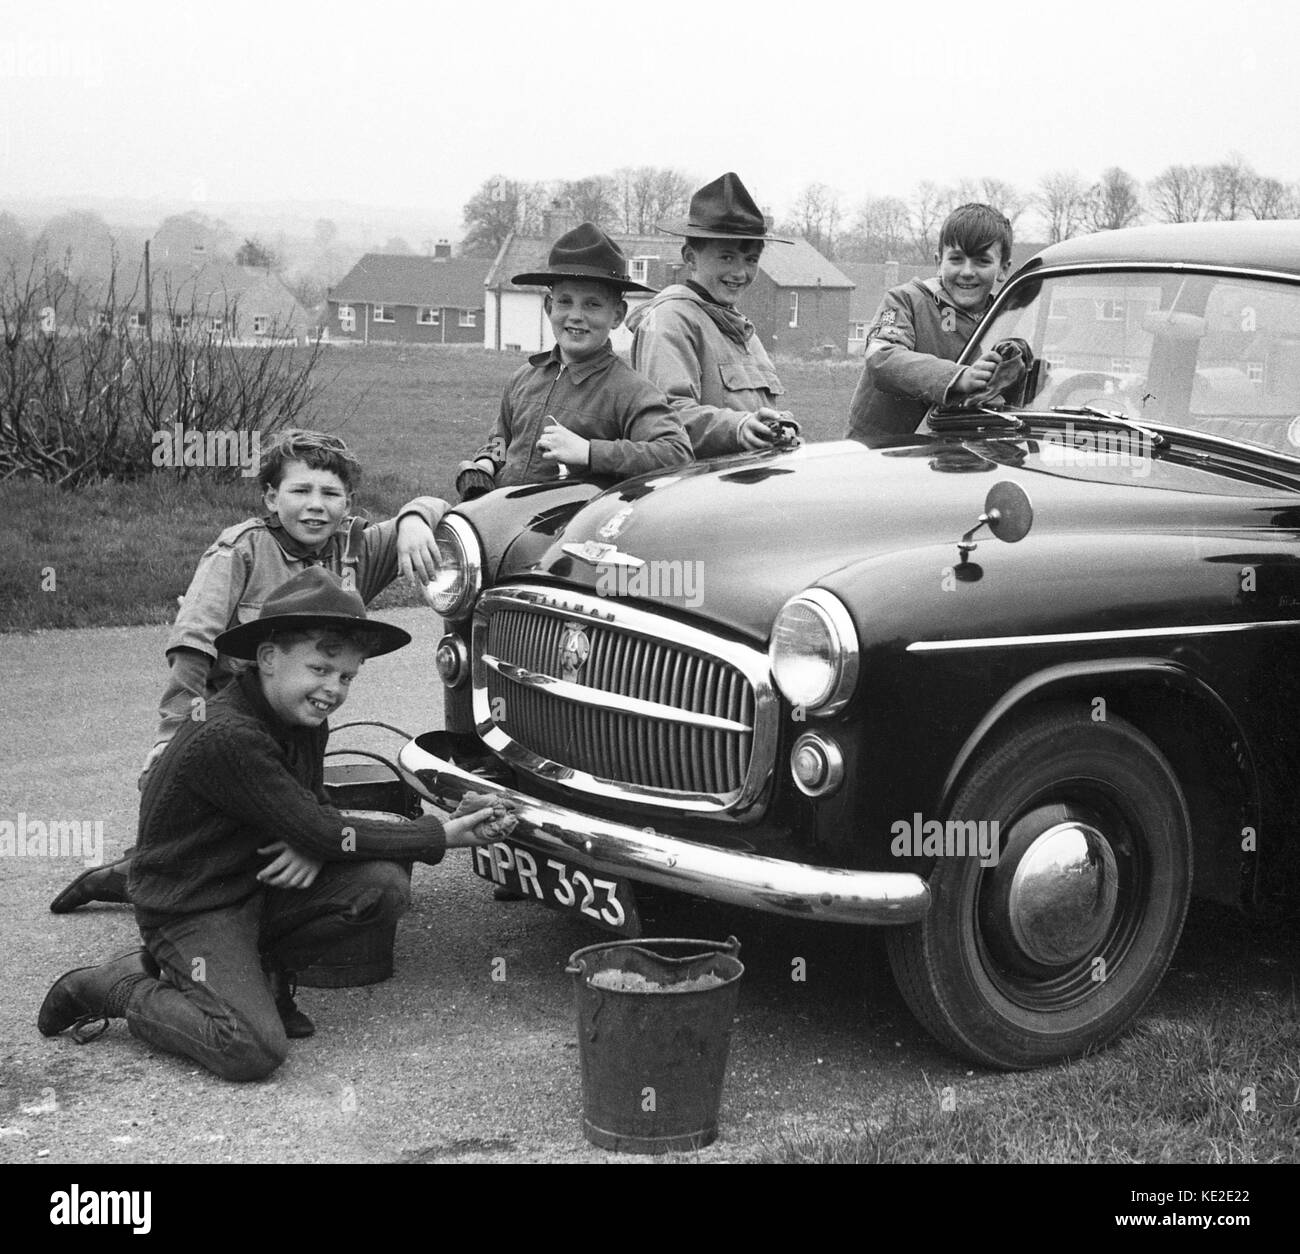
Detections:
[130, 670, 450, 925]
[155, 496, 444, 748]
[846, 277, 991, 442]
[627, 282, 785, 458]
[472, 342, 691, 489]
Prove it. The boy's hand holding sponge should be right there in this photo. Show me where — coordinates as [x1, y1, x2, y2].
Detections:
[445, 791, 519, 846]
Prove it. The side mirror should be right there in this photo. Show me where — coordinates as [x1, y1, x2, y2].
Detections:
[957, 480, 1034, 563]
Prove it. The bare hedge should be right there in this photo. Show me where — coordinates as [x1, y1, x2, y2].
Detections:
[0, 255, 328, 488]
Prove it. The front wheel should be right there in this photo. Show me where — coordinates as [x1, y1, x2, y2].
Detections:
[886, 708, 1192, 1069]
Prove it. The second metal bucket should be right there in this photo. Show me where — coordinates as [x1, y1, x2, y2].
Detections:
[567, 936, 744, 1154]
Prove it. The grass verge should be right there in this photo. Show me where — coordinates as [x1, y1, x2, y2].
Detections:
[759, 992, 1300, 1163]
[1, 345, 860, 632]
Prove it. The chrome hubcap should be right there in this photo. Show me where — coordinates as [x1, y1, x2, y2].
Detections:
[1007, 821, 1118, 966]
[982, 811, 1120, 972]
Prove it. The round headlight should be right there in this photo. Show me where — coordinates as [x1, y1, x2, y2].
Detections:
[768, 589, 859, 715]
[422, 514, 483, 619]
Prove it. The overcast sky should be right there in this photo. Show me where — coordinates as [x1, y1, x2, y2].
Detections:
[2, 0, 1297, 228]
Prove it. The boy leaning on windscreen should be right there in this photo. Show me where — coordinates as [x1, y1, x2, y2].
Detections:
[847, 203, 1014, 442]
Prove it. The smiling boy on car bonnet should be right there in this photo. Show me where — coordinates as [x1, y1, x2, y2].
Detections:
[454, 222, 691, 500]
[627, 172, 798, 457]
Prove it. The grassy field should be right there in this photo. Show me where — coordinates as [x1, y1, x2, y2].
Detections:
[764, 996, 1300, 1163]
[1, 345, 860, 631]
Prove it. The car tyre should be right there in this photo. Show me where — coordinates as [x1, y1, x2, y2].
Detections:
[886, 706, 1192, 1069]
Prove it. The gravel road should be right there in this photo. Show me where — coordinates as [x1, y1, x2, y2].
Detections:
[0, 610, 1291, 1164]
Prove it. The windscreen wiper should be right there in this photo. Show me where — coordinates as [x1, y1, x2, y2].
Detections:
[928, 404, 1025, 433]
[1047, 404, 1167, 448]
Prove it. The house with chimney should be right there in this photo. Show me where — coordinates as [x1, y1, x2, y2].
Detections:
[485, 205, 854, 356]
[326, 241, 490, 344]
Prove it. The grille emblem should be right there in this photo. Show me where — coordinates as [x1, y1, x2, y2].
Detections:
[559, 621, 591, 682]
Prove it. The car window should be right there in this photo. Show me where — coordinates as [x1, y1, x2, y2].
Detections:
[972, 271, 1300, 456]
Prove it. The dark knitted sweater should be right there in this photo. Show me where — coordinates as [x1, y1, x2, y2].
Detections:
[129, 671, 447, 925]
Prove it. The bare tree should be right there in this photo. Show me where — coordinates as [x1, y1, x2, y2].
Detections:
[649, 168, 693, 231]
[974, 178, 1030, 229]
[557, 175, 620, 226]
[1038, 171, 1091, 243]
[1087, 167, 1143, 231]
[843, 195, 914, 261]
[1245, 175, 1299, 219]
[1148, 164, 1212, 223]
[461, 175, 549, 255]
[908, 181, 950, 257]
[782, 182, 843, 256]
[1207, 152, 1256, 220]
[610, 167, 696, 234]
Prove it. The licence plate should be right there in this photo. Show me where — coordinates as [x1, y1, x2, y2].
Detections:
[471, 841, 640, 935]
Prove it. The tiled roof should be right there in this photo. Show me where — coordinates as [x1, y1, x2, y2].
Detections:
[330, 253, 490, 309]
[758, 237, 854, 289]
[66, 257, 311, 334]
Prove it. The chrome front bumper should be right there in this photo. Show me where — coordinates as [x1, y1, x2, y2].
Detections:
[397, 737, 931, 926]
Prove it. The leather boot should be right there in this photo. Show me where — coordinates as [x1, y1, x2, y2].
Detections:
[37, 948, 158, 1042]
[49, 855, 132, 913]
[267, 968, 315, 1039]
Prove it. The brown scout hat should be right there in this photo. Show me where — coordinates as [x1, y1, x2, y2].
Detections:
[657, 172, 794, 243]
[512, 222, 656, 293]
[214, 567, 411, 660]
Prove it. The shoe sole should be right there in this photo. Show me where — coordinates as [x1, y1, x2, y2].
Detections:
[48, 859, 131, 914]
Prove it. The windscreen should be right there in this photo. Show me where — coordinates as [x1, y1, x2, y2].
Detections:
[971, 270, 1300, 454]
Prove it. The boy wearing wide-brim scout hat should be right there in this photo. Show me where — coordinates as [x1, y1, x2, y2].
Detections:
[39, 567, 514, 1080]
[627, 172, 800, 458]
[455, 222, 690, 500]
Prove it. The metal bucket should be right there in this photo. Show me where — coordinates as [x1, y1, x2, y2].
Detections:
[567, 936, 743, 1154]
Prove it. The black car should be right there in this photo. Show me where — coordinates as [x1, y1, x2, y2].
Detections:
[399, 221, 1300, 1068]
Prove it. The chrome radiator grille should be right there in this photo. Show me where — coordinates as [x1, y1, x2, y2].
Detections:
[472, 587, 777, 812]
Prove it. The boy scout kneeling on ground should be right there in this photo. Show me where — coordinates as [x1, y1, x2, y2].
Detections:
[38, 568, 514, 1081]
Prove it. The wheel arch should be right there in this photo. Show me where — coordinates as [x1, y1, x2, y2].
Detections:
[939, 657, 1259, 908]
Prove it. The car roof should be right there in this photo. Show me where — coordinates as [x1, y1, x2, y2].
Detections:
[1027, 221, 1300, 277]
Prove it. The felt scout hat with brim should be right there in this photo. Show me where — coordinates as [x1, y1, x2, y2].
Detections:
[512, 222, 655, 293]
[214, 566, 411, 661]
[657, 172, 794, 244]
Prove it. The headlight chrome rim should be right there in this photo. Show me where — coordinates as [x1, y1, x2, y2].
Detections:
[423, 513, 483, 620]
[768, 588, 859, 716]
